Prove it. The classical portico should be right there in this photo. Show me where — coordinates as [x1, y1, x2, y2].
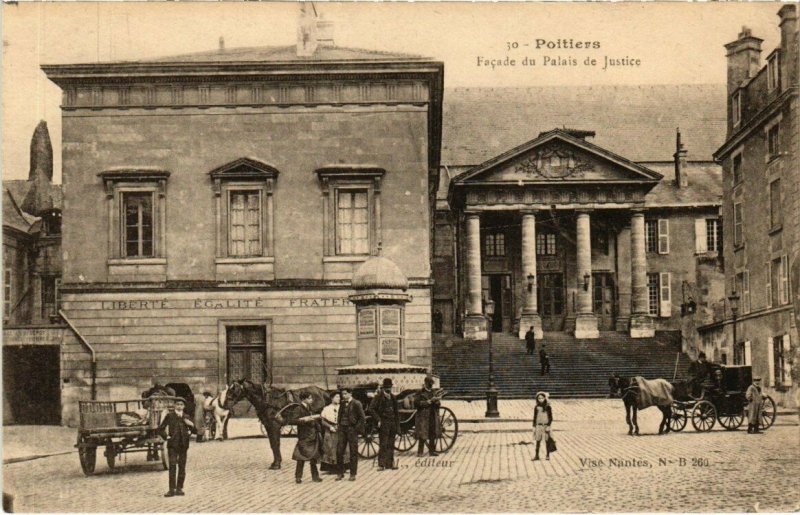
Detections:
[449, 129, 661, 340]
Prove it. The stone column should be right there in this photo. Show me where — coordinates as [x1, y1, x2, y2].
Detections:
[519, 211, 543, 339]
[630, 210, 655, 337]
[574, 211, 599, 338]
[615, 224, 632, 332]
[463, 211, 487, 340]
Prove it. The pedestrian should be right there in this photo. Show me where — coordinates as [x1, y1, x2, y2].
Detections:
[531, 391, 553, 461]
[319, 392, 348, 473]
[746, 376, 763, 434]
[290, 391, 323, 483]
[525, 326, 536, 356]
[539, 346, 551, 375]
[158, 398, 196, 497]
[336, 388, 365, 481]
[369, 378, 400, 471]
[414, 375, 442, 457]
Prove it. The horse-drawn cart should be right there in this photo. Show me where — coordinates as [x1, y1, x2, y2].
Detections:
[669, 365, 776, 432]
[76, 396, 180, 475]
[351, 385, 458, 459]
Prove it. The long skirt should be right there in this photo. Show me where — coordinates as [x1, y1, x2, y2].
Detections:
[321, 430, 349, 465]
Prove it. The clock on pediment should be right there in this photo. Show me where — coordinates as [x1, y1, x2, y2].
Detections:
[514, 143, 594, 179]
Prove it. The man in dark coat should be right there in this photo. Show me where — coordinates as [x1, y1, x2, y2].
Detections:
[539, 346, 551, 376]
[414, 375, 441, 457]
[688, 352, 711, 398]
[525, 326, 537, 356]
[336, 388, 365, 481]
[290, 392, 322, 484]
[158, 398, 196, 497]
[369, 378, 400, 471]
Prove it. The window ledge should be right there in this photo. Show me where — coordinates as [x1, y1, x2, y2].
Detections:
[215, 257, 274, 265]
[769, 224, 783, 235]
[108, 258, 166, 266]
[733, 244, 745, 253]
[766, 154, 782, 165]
[323, 255, 370, 263]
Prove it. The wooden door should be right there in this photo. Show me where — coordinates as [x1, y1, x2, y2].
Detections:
[537, 273, 565, 331]
[592, 273, 616, 331]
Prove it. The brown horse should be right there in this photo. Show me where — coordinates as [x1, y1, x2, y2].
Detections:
[225, 379, 330, 470]
[608, 374, 673, 436]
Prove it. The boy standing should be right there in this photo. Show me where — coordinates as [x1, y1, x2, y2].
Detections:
[158, 398, 196, 497]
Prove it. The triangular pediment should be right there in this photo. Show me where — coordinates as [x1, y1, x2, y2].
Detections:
[208, 157, 280, 181]
[452, 130, 662, 186]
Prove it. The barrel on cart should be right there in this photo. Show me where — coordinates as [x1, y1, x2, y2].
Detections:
[76, 396, 181, 475]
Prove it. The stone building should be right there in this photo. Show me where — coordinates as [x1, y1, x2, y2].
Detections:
[3, 121, 64, 424]
[42, 16, 443, 424]
[433, 86, 726, 344]
[702, 5, 798, 407]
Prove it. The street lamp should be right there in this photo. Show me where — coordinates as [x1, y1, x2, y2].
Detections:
[728, 290, 740, 363]
[527, 273, 536, 293]
[583, 272, 591, 291]
[484, 299, 499, 418]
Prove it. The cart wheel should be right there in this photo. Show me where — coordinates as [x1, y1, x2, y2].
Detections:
[105, 444, 116, 470]
[718, 411, 744, 431]
[691, 400, 717, 432]
[77, 435, 97, 476]
[669, 406, 688, 432]
[759, 396, 777, 430]
[160, 442, 169, 471]
[357, 424, 380, 459]
[394, 427, 417, 452]
[435, 407, 458, 453]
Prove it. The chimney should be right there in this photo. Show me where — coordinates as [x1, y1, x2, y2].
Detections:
[724, 26, 763, 97]
[778, 5, 798, 91]
[673, 128, 688, 188]
[296, 3, 318, 57]
[219, 36, 225, 52]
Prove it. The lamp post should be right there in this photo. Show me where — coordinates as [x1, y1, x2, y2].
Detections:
[527, 273, 536, 293]
[728, 291, 740, 363]
[484, 299, 499, 418]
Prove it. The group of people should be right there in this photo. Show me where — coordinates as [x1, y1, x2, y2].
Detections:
[290, 374, 443, 484]
[525, 326, 551, 375]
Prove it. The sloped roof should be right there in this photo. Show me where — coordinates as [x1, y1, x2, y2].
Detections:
[441, 84, 726, 165]
[3, 189, 34, 234]
[643, 162, 722, 208]
[142, 45, 427, 64]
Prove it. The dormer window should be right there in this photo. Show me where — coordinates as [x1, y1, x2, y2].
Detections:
[768, 52, 780, 92]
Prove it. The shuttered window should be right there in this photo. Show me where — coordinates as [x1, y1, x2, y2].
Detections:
[228, 191, 262, 257]
[657, 220, 670, 254]
[766, 261, 773, 309]
[647, 273, 659, 316]
[734, 203, 743, 247]
[123, 192, 154, 257]
[659, 272, 671, 317]
[769, 179, 782, 230]
[780, 255, 790, 305]
[645, 220, 658, 253]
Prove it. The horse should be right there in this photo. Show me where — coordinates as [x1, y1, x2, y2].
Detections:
[608, 374, 673, 436]
[201, 386, 232, 441]
[225, 379, 330, 470]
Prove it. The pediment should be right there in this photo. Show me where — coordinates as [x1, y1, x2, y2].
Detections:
[208, 157, 279, 181]
[452, 130, 662, 186]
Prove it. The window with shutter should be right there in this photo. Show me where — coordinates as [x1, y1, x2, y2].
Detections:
[659, 272, 671, 317]
[744, 340, 752, 366]
[743, 270, 751, 314]
[695, 219, 707, 253]
[780, 255, 790, 305]
[766, 261, 773, 309]
[768, 338, 776, 387]
[645, 220, 658, 253]
[734, 203, 743, 247]
[657, 219, 669, 254]
[782, 334, 792, 386]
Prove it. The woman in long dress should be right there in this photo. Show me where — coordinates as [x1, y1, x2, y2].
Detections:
[319, 392, 348, 472]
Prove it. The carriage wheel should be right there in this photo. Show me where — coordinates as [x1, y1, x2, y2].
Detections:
[435, 407, 458, 453]
[105, 444, 116, 470]
[357, 425, 380, 459]
[718, 411, 744, 431]
[77, 435, 97, 476]
[394, 427, 417, 452]
[669, 406, 688, 432]
[691, 400, 717, 432]
[160, 441, 169, 471]
[759, 396, 777, 430]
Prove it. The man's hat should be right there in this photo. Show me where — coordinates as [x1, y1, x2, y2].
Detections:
[175, 398, 185, 406]
[753, 376, 762, 381]
[382, 378, 393, 388]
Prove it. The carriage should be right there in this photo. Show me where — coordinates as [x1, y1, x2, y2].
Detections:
[668, 364, 777, 432]
[75, 395, 182, 475]
[349, 383, 459, 459]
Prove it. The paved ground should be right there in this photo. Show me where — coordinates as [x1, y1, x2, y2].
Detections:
[3, 400, 799, 512]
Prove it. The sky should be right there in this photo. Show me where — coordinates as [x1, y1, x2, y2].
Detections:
[1, 2, 783, 183]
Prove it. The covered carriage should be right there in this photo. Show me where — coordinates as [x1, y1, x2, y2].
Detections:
[669, 364, 776, 432]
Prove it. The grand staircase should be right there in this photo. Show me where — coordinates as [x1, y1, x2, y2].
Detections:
[433, 331, 691, 399]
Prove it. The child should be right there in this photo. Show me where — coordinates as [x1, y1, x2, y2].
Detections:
[532, 391, 553, 461]
[158, 398, 196, 497]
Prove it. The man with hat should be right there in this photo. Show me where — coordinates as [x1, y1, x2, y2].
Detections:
[369, 378, 401, 470]
[336, 387, 365, 481]
[414, 375, 442, 457]
[158, 397, 196, 497]
[746, 376, 763, 434]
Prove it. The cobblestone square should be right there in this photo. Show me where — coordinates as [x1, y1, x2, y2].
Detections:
[4, 400, 798, 513]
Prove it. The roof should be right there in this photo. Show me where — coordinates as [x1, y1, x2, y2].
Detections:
[441, 84, 727, 165]
[643, 162, 722, 208]
[143, 45, 428, 64]
[3, 189, 34, 235]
